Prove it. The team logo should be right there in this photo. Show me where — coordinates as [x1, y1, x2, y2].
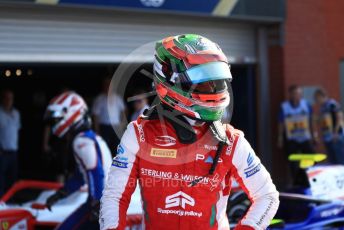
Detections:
[196, 154, 222, 163]
[165, 191, 195, 209]
[150, 148, 177, 158]
[155, 135, 176, 147]
[140, 0, 165, 7]
[247, 153, 254, 166]
[117, 144, 125, 155]
[158, 191, 202, 217]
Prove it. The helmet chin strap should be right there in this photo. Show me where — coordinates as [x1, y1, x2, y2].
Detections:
[189, 120, 229, 187]
[209, 120, 230, 145]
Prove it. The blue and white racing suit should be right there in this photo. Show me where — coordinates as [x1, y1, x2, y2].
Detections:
[56, 130, 112, 229]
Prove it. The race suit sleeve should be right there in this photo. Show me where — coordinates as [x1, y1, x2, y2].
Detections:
[100, 122, 140, 230]
[231, 135, 279, 230]
[63, 167, 84, 195]
[73, 135, 106, 201]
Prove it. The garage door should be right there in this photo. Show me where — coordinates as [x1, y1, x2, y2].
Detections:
[0, 3, 256, 63]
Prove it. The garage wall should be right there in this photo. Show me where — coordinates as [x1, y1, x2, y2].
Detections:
[0, 3, 257, 63]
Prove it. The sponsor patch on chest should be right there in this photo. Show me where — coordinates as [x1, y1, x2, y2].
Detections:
[150, 148, 177, 158]
[155, 135, 176, 147]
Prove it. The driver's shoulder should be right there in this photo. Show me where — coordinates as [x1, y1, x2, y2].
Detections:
[223, 123, 244, 140]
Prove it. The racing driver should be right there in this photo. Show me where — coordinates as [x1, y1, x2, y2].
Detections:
[100, 34, 279, 230]
[44, 91, 112, 229]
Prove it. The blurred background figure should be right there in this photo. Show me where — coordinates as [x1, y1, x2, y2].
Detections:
[278, 85, 315, 180]
[41, 87, 71, 182]
[92, 78, 126, 152]
[44, 91, 112, 229]
[314, 88, 344, 164]
[0, 89, 21, 196]
[130, 90, 150, 121]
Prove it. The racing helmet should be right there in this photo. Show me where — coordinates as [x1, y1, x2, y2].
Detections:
[153, 34, 232, 122]
[45, 91, 88, 138]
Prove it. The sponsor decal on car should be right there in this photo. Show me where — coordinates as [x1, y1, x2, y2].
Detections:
[150, 148, 177, 158]
[155, 135, 177, 147]
[307, 165, 344, 200]
[140, 0, 165, 7]
[320, 207, 344, 218]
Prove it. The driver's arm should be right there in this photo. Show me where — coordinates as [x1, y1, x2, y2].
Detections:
[100, 122, 139, 230]
[231, 135, 279, 230]
[72, 135, 105, 201]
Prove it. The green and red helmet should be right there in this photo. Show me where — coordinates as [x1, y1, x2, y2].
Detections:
[153, 34, 232, 121]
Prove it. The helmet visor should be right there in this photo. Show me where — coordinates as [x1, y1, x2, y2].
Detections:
[183, 62, 232, 84]
[181, 79, 228, 94]
[44, 109, 64, 125]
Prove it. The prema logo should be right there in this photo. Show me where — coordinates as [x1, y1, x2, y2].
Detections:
[165, 191, 195, 209]
[155, 135, 176, 147]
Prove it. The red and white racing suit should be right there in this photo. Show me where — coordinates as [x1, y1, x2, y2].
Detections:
[100, 117, 279, 230]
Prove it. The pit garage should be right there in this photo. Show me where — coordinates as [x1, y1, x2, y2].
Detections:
[0, 2, 259, 179]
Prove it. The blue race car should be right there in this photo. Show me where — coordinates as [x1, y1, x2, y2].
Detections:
[228, 154, 344, 229]
[272, 154, 344, 229]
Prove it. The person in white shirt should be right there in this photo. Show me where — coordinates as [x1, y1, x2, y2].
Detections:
[0, 89, 21, 196]
[92, 78, 126, 152]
